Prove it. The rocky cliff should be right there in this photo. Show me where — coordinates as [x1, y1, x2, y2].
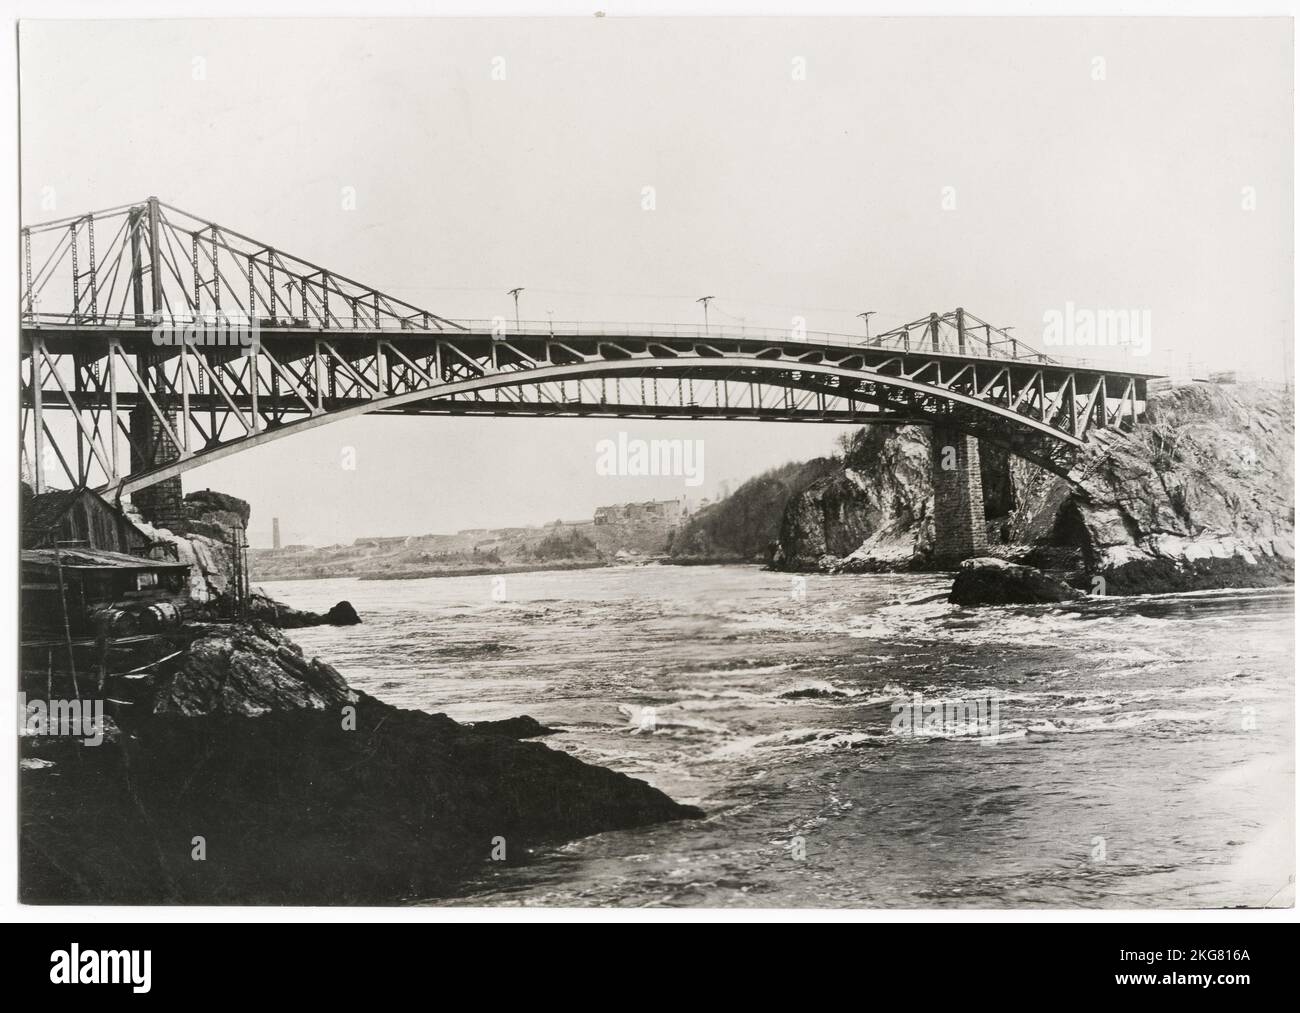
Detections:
[1033, 382, 1294, 593]
[770, 381, 1293, 593]
[771, 428, 935, 571]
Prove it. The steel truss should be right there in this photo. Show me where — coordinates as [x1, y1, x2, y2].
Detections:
[20, 199, 1157, 496]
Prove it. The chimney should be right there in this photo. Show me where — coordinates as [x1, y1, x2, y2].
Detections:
[272, 516, 281, 550]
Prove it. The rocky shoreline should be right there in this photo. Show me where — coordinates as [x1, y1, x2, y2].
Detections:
[23, 484, 702, 904]
[20, 622, 701, 904]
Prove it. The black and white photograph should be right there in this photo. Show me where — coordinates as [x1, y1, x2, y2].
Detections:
[5, 3, 1296, 948]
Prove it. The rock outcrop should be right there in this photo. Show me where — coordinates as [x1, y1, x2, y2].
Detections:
[670, 457, 841, 563]
[469, 715, 559, 738]
[150, 622, 356, 716]
[20, 623, 701, 904]
[246, 592, 362, 628]
[767, 381, 1293, 594]
[772, 471, 883, 571]
[127, 491, 365, 623]
[324, 600, 361, 625]
[125, 489, 252, 605]
[1035, 383, 1294, 593]
[949, 557, 1086, 606]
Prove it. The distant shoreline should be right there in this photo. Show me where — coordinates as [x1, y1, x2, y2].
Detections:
[659, 555, 758, 567]
[360, 560, 611, 580]
[254, 560, 616, 582]
[254, 557, 777, 582]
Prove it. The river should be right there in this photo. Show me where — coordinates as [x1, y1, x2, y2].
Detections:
[260, 565, 1294, 908]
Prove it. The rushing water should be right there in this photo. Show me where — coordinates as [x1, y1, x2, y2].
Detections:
[260, 565, 1294, 909]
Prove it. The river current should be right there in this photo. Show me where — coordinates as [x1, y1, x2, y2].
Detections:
[260, 565, 1294, 908]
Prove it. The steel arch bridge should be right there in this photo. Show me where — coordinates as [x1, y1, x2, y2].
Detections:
[20, 198, 1159, 498]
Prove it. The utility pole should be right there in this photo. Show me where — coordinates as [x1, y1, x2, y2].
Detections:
[856, 310, 876, 343]
[696, 295, 714, 335]
[507, 287, 524, 331]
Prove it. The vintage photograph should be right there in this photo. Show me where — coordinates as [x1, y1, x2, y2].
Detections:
[15, 15, 1294, 909]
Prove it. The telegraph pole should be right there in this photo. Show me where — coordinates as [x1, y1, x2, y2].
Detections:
[507, 287, 524, 331]
[856, 310, 876, 343]
[696, 295, 714, 335]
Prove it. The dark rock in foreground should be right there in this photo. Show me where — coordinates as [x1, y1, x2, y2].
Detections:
[949, 557, 1086, 606]
[20, 624, 700, 904]
[469, 715, 559, 738]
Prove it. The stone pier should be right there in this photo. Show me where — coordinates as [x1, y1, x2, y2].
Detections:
[128, 404, 184, 530]
[931, 425, 988, 564]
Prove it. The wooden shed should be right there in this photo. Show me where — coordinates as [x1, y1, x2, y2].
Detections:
[21, 548, 191, 637]
[21, 486, 154, 555]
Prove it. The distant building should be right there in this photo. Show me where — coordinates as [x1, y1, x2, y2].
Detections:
[593, 498, 686, 527]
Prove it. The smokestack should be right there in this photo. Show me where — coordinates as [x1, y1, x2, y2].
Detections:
[272, 517, 281, 551]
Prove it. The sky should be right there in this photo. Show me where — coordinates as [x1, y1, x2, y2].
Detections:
[18, 17, 1293, 546]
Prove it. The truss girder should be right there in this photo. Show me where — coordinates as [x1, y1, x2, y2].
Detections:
[21, 328, 1150, 496]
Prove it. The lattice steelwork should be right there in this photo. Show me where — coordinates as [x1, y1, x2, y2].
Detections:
[20, 198, 1159, 496]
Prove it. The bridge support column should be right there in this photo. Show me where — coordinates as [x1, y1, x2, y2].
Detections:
[129, 403, 184, 530]
[931, 426, 988, 565]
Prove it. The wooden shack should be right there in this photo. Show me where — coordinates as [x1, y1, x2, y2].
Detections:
[22, 486, 154, 555]
[21, 548, 192, 637]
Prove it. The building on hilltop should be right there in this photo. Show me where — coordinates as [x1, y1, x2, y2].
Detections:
[352, 535, 410, 549]
[593, 498, 686, 527]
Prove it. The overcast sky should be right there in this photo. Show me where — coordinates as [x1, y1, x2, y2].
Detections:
[19, 17, 1293, 546]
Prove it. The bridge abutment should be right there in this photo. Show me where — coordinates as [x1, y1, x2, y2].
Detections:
[931, 426, 988, 565]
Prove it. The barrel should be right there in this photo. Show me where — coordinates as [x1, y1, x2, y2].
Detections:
[87, 605, 139, 637]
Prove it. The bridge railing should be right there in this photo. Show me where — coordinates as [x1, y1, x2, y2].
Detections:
[449, 317, 1062, 363]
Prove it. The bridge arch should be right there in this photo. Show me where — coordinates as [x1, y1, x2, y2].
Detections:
[95, 354, 1091, 497]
